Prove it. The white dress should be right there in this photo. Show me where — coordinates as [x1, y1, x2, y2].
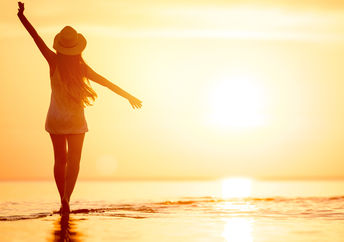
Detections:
[45, 67, 88, 134]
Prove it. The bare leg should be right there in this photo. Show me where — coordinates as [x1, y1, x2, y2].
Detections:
[62, 133, 85, 205]
[50, 134, 67, 202]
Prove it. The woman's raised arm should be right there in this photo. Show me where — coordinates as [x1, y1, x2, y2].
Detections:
[17, 2, 55, 66]
[86, 65, 142, 109]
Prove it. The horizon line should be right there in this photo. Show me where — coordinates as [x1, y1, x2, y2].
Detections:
[1, 176, 344, 182]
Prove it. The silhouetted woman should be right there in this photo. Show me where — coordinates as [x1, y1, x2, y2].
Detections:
[17, 2, 142, 214]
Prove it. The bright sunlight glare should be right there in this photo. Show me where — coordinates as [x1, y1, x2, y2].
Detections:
[222, 177, 252, 198]
[222, 218, 254, 242]
[208, 76, 266, 129]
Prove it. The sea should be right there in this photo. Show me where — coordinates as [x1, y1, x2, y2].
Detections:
[0, 179, 343, 241]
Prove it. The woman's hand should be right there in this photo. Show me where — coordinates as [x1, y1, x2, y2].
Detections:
[17, 2, 24, 16]
[128, 96, 142, 109]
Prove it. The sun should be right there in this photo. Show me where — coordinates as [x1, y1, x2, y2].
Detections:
[207, 76, 266, 129]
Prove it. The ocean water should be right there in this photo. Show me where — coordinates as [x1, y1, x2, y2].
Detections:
[0, 180, 343, 241]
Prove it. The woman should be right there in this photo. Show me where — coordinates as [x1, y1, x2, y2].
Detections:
[17, 2, 142, 214]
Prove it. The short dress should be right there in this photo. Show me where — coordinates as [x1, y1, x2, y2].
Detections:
[45, 67, 88, 134]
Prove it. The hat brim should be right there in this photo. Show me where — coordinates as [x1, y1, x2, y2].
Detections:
[53, 33, 87, 55]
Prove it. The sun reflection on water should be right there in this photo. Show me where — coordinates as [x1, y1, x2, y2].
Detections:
[222, 217, 254, 242]
[220, 178, 255, 242]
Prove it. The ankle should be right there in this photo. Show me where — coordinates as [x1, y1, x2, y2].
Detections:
[61, 197, 70, 203]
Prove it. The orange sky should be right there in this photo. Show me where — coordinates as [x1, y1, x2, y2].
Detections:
[1, 0, 344, 180]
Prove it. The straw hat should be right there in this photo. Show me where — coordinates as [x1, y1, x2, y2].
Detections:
[53, 26, 86, 55]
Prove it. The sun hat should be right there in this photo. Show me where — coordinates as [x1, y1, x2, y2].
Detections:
[53, 26, 87, 55]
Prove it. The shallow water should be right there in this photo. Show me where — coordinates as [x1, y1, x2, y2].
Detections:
[0, 180, 344, 241]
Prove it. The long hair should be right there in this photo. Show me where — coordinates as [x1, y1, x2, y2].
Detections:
[56, 53, 97, 107]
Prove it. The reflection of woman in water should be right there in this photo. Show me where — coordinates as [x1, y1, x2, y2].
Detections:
[52, 215, 82, 242]
[17, 2, 142, 214]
